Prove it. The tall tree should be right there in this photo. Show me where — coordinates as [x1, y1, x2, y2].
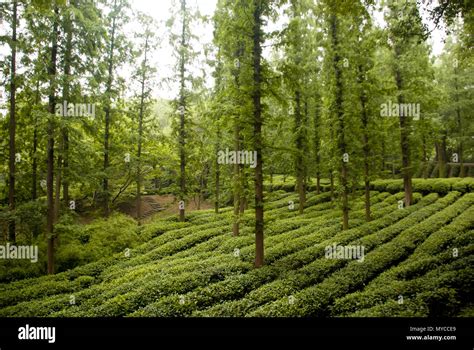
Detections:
[177, 0, 187, 222]
[252, 0, 265, 267]
[328, 10, 349, 229]
[386, 1, 429, 206]
[47, 5, 59, 274]
[7, 0, 18, 242]
[134, 13, 156, 223]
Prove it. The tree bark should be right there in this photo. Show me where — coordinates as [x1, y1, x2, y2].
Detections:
[358, 65, 371, 221]
[178, 0, 187, 222]
[136, 35, 149, 224]
[47, 5, 59, 275]
[32, 81, 40, 201]
[314, 99, 321, 195]
[103, 0, 118, 217]
[394, 45, 413, 206]
[252, 0, 264, 268]
[62, 2, 74, 208]
[232, 122, 241, 235]
[295, 90, 305, 214]
[214, 122, 220, 213]
[8, 0, 18, 242]
[330, 13, 349, 230]
[454, 67, 465, 177]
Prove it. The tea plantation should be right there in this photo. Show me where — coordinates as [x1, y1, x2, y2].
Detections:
[1, 179, 473, 317]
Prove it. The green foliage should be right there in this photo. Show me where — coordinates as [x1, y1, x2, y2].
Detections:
[0, 189, 472, 317]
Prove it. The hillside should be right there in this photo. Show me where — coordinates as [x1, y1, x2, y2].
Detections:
[1, 182, 473, 317]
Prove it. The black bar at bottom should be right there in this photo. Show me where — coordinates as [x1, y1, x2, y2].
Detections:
[0, 317, 472, 348]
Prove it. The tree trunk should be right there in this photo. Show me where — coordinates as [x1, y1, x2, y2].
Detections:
[54, 154, 62, 221]
[454, 68, 465, 177]
[178, 0, 187, 222]
[394, 45, 413, 206]
[232, 121, 241, 236]
[136, 35, 149, 225]
[8, 0, 18, 242]
[103, 0, 118, 217]
[314, 100, 321, 195]
[62, 3, 73, 208]
[47, 5, 59, 275]
[32, 81, 40, 201]
[437, 129, 448, 178]
[358, 65, 371, 221]
[252, 0, 264, 268]
[330, 14, 349, 230]
[294, 90, 306, 214]
[239, 163, 246, 214]
[215, 122, 220, 214]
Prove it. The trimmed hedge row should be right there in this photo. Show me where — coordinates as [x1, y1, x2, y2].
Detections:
[371, 178, 474, 194]
[249, 192, 470, 316]
[103, 191, 388, 280]
[0, 250, 229, 316]
[95, 192, 373, 282]
[196, 194, 444, 316]
[131, 193, 436, 317]
[331, 247, 474, 316]
[364, 206, 474, 290]
[331, 241, 474, 316]
[348, 254, 473, 317]
[0, 275, 95, 309]
[54, 258, 252, 317]
[6, 191, 382, 318]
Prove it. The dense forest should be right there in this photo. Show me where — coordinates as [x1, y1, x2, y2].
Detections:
[0, 0, 472, 318]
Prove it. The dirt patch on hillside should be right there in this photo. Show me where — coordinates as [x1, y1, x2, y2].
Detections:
[118, 194, 213, 222]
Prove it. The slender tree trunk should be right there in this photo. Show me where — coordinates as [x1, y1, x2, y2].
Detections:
[439, 130, 448, 177]
[62, 3, 73, 207]
[314, 101, 321, 195]
[454, 68, 465, 177]
[358, 65, 371, 221]
[178, 0, 187, 222]
[294, 90, 305, 214]
[8, 0, 18, 242]
[54, 154, 62, 221]
[215, 121, 220, 214]
[32, 81, 40, 201]
[394, 45, 413, 206]
[136, 36, 149, 225]
[47, 6, 59, 275]
[31, 87, 40, 238]
[32, 121, 38, 200]
[239, 163, 246, 214]
[232, 122, 241, 236]
[330, 14, 349, 230]
[103, 0, 118, 217]
[252, 0, 264, 268]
